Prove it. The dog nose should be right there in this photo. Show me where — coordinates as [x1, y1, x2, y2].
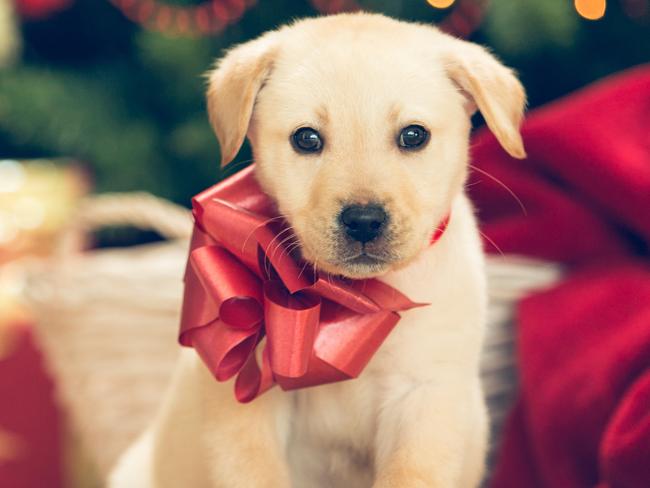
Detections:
[340, 205, 387, 243]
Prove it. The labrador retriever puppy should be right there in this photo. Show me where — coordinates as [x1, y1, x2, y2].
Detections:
[110, 12, 525, 488]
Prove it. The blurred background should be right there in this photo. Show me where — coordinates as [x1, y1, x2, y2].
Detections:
[1, 0, 649, 203]
[0, 1, 648, 487]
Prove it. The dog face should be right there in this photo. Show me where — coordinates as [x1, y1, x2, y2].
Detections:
[207, 13, 525, 279]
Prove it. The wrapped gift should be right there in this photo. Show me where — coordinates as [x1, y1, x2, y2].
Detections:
[0, 159, 87, 488]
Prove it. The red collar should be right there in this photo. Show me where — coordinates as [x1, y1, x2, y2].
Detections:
[430, 214, 450, 245]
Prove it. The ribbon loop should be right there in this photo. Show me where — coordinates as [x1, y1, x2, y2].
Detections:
[264, 281, 321, 378]
[191, 322, 260, 382]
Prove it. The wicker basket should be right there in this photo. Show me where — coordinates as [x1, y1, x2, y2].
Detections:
[23, 193, 193, 478]
[22, 192, 561, 482]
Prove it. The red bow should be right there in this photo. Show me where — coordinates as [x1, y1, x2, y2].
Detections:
[180, 165, 442, 403]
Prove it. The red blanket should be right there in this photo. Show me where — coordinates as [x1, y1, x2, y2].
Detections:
[468, 65, 650, 488]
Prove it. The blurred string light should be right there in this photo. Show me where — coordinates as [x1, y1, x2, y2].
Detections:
[108, 0, 257, 36]
[107, 0, 361, 36]
[106, 0, 496, 38]
[108, 0, 487, 37]
[427, 0, 456, 8]
[575, 0, 607, 19]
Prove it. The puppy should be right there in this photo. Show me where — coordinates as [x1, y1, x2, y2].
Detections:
[110, 12, 525, 488]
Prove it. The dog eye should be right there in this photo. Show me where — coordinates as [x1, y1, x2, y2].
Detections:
[291, 127, 323, 154]
[398, 125, 429, 150]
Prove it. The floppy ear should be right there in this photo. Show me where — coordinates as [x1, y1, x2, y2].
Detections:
[206, 34, 278, 166]
[443, 39, 527, 159]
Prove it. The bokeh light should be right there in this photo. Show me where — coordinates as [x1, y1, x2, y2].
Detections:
[13, 196, 45, 231]
[427, 0, 456, 9]
[0, 160, 25, 193]
[0, 216, 17, 245]
[575, 0, 607, 20]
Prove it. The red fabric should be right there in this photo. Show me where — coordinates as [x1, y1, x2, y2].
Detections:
[468, 65, 650, 488]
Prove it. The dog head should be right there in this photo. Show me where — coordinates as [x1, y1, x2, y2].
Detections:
[206, 13, 525, 279]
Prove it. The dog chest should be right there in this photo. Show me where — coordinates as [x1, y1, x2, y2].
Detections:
[286, 378, 380, 485]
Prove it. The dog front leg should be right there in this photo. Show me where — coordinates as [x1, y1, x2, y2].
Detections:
[199, 367, 293, 488]
[373, 375, 488, 488]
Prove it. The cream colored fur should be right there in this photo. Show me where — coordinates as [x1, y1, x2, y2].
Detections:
[110, 12, 525, 488]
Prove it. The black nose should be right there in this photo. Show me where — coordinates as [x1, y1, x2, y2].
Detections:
[340, 205, 387, 243]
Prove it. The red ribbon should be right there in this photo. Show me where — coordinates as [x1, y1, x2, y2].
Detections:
[179, 165, 447, 403]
